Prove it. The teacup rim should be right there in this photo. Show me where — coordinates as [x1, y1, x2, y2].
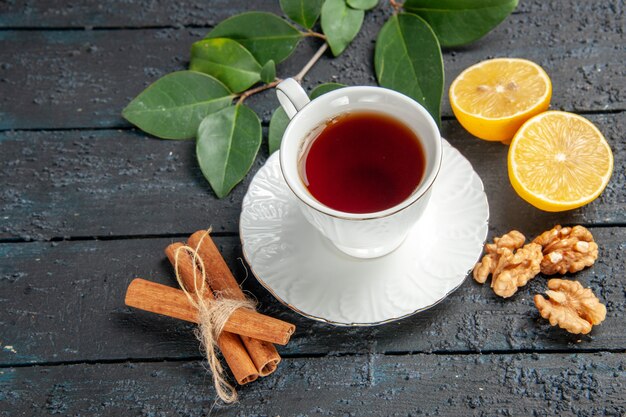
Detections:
[279, 86, 442, 221]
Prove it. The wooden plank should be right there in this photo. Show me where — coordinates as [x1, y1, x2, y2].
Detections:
[1, 113, 623, 240]
[1, 229, 624, 365]
[0, 0, 282, 29]
[0, 0, 615, 28]
[0, 127, 255, 240]
[1, 353, 624, 415]
[0, 4, 624, 131]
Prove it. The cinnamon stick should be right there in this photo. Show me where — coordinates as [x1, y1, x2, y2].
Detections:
[126, 278, 196, 322]
[188, 231, 250, 300]
[165, 243, 258, 385]
[188, 231, 285, 376]
[125, 278, 294, 345]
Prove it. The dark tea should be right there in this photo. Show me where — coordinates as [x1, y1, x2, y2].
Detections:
[300, 111, 425, 214]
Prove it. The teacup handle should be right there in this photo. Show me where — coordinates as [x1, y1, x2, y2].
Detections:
[276, 78, 310, 120]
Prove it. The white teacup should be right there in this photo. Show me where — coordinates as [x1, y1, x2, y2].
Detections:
[276, 78, 442, 258]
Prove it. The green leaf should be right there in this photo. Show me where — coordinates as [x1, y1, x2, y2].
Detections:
[122, 71, 233, 140]
[403, 0, 518, 47]
[268, 107, 290, 155]
[190, 38, 261, 93]
[310, 82, 346, 100]
[260, 60, 276, 84]
[375, 13, 444, 125]
[196, 105, 262, 198]
[206, 12, 303, 64]
[321, 0, 364, 56]
[279, 0, 324, 29]
[346, 0, 378, 10]
[269, 83, 346, 154]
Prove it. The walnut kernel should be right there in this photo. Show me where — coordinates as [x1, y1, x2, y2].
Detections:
[532, 225, 598, 275]
[473, 231, 542, 298]
[534, 279, 606, 335]
[491, 243, 542, 298]
[473, 230, 525, 284]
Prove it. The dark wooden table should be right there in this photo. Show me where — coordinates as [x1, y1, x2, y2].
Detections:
[1, 1, 625, 415]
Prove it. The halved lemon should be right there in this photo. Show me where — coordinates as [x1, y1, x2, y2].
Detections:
[508, 111, 613, 212]
[450, 58, 552, 142]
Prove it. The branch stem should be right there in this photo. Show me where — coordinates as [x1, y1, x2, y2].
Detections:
[389, 0, 403, 14]
[236, 79, 283, 105]
[293, 42, 329, 82]
[303, 31, 327, 40]
[236, 42, 329, 104]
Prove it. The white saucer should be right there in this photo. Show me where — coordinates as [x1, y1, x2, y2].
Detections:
[240, 140, 489, 326]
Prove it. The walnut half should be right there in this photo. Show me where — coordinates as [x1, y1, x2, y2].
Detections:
[473, 230, 525, 284]
[473, 231, 543, 298]
[532, 225, 598, 275]
[491, 243, 542, 298]
[534, 279, 606, 334]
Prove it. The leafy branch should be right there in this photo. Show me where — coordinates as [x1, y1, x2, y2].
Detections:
[123, 0, 517, 198]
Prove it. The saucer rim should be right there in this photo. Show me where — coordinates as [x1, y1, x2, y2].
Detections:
[239, 140, 490, 326]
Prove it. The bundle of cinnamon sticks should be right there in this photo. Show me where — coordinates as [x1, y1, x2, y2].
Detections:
[125, 230, 295, 384]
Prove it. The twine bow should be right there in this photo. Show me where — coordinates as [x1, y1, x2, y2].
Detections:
[173, 231, 255, 403]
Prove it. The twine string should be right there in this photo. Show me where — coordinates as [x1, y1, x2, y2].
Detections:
[173, 231, 255, 404]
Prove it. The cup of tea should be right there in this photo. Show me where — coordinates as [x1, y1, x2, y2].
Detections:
[276, 78, 442, 258]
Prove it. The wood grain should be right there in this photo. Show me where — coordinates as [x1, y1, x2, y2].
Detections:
[0, 230, 623, 366]
[1, 353, 624, 415]
[0, 0, 282, 29]
[0, 0, 625, 413]
[1, 114, 623, 240]
[0, 3, 623, 131]
[0, 0, 617, 31]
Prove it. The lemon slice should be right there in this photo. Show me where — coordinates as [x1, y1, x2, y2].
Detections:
[508, 111, 614, 212]
[450, 58, 552, 142]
